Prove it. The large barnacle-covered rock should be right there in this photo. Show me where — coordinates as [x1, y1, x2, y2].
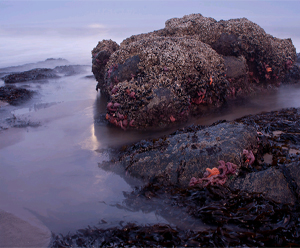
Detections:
[97, 37, 228, 129]
[92, 13, 297, 130]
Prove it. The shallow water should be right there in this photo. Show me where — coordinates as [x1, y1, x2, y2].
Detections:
[0, 61, 300, 241]
[0, 64, 168, 237]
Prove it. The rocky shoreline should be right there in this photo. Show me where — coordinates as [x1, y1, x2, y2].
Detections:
[0, 60, 89, 108]
[52, 107, 300, 246]
[2, 58, 299, 246]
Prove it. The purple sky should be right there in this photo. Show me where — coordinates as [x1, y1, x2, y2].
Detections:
[0, 0, 299, 66]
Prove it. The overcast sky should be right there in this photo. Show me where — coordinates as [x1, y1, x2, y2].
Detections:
[0, 0, 299, 66]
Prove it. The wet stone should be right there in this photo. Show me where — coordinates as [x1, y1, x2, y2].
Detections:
[285, 162, 300, 199]
[211, 33, 240, 56]
[121, 122, 257, 186]
[223, 55, 247, 78]
[229, 165, 295, 205]
[109, 55, 140, 83]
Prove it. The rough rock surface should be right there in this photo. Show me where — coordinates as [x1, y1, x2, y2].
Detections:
[119, 122, 257, 187]
[91, 39, 120, 91]
[282, 63, 300, 84]
[92, 13, 297, 130]
[229, 167, 295, 204]
[234, 107, 300, 204]
[122, 14, 296, 83]
[285, 162, 300, 200]
[2, 68, 59, 83]
[103, 37, 228, 129]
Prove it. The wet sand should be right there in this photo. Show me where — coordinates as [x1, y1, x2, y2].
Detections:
[0, 209, 50, 247]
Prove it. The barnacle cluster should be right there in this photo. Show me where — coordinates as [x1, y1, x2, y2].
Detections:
[95, 37, 228, 129]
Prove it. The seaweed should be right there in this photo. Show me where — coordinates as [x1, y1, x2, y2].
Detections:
[51, 183, 300, 247]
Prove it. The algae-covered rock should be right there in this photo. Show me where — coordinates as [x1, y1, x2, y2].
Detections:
[2, 68, 59, 83]
[2, 65, 87, 84]
[0, 85, 34, 105]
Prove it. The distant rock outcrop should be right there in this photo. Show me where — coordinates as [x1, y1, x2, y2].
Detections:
[92, 13, 297, 130]
[1, 65, 87, 84]
[0, 85, 33, 105]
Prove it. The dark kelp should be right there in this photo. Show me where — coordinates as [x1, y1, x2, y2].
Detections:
[51, 184, 300, 247]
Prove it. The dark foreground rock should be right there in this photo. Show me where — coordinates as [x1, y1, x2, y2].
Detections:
[99, 107, 300, 205]
[0, 85, 34, 105]
[229, 167, 295, 204]
[1, 65, 86, 84]
[233, 108, 300, 204]
[119, 122, 257, 187]
[92, 13, 297, 130]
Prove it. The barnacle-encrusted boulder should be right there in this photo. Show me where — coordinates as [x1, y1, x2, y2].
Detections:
[92, 13, 297, 130]
[99, 37, 228, 129]
[118, 122, 257, 187]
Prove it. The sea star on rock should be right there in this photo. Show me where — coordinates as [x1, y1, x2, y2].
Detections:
[205, 167, 220, 178]
[243, 149, 255, 165]
[189, 160, 238, 187]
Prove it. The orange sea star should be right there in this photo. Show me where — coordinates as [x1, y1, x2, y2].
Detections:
[266, 67, 272, 73]
[206, 167, 220, 178]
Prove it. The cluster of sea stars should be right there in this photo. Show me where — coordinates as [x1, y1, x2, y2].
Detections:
[189, 160, 238, 187]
